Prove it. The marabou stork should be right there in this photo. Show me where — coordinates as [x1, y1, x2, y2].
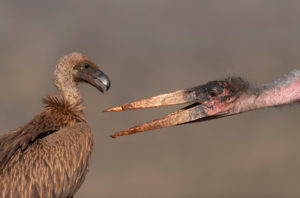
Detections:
[105, 70, 299, 138]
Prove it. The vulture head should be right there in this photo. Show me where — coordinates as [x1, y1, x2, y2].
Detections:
[55, 52, 111, 94]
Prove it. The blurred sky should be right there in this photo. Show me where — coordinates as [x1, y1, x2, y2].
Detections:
[0, 0, 300, 197]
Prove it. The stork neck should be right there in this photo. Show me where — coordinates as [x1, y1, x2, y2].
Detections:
[54, 64, 82, 105]
[254, 70, 300, 109]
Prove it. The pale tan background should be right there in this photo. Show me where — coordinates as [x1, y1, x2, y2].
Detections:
[0, 1, 299, 197]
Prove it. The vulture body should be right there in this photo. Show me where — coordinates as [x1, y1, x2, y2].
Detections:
[0, 53, 110, 198]
[105, 70, 300, 137]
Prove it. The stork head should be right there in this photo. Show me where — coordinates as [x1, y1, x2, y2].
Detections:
[104, 77, 252, 138]
[55, 52, 111, 93]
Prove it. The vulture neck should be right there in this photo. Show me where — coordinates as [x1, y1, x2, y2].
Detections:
[236, 70, 300, 113]
[54, 63, 81, 106]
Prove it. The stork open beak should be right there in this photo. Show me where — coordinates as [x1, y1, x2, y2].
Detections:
[104, 79, 243, 138]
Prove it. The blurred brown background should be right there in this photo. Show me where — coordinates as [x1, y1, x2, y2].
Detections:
[0, 0, 299, 197]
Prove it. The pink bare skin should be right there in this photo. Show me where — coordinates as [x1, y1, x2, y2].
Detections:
[105, 70, 300, 138]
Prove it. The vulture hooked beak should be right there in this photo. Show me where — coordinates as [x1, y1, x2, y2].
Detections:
[104, 78, 247, 138]
[87, 69, 111, 93]
[93, 70, 111, 93]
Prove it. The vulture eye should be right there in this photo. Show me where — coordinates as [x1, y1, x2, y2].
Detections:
[84, 64, 90, 69]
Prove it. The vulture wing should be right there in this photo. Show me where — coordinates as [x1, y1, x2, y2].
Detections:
[0, 122, 92, 198]
[0, 112, 62, 170]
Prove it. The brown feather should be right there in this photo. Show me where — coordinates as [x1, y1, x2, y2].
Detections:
[0, 95, 85, 170]
[0, 122, 92, 198]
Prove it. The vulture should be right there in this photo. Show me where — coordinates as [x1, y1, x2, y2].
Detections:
[0, 53, 110, 198]
[105, 70, 300, 138]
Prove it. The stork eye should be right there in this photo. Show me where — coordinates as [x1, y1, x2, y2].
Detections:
[84, 64, 90, 69]
[225, 96, 235, 103]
